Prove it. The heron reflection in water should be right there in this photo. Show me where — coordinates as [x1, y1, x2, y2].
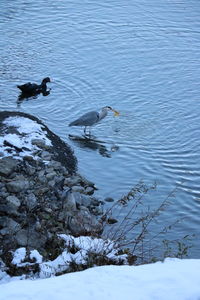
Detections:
[69, 134, 119, 158]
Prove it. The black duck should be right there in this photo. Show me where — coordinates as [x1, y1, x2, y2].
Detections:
[17, 77, 51, 94]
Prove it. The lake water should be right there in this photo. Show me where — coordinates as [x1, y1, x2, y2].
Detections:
[0, 0, 200, 259]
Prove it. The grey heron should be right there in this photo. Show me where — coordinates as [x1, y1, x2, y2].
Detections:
[69, 106, 119, 135]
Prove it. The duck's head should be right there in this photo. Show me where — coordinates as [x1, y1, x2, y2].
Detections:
[42, 77, 51, 84]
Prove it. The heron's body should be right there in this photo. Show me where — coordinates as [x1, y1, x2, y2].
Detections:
[17, 77, 51, 94]
[69, 106, 119, 135]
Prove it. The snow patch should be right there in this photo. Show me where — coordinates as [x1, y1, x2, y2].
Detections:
[40, 234, 128, 278]
[0, 116, 52, 159]
[11, 248, 26, 265]
[1, 259, 200, 300]
[30, 250, 43, 264]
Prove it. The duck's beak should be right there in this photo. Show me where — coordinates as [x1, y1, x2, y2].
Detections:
[112, 109, 120, 116]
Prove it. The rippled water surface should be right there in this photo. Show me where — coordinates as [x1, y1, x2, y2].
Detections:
[1, 0, 200, 258]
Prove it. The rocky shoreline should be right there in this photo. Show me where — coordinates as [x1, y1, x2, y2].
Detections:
[0, 111, 106, 275]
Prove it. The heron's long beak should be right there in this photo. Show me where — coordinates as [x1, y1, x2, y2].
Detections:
[112, 109, 120, 116]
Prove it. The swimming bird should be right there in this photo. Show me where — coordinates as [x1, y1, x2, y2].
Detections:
[69, 106, 119, 135]
[17, 77, 51, 95]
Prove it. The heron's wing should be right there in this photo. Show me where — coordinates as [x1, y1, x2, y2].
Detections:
[69, 111, 99, 126]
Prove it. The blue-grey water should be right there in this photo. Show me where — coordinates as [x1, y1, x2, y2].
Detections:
[0, 0, 200, 258]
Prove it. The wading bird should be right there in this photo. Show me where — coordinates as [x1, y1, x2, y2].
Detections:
[69, 106, 119, 135]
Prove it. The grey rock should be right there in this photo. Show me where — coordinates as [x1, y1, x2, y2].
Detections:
[31, 138, 46, 147]
[75, 193, 92, 207]
[40, 151, 52, 160]
[62, 189, 77, 212]
[61, 167, 69, 176]
[0, 204, 8, 213]
[6, 195, 21, 208]
[0, 216, 7, 227]
[91, 198, 101, 206]
[8, 172, 18, 179]
[15, 229, 28, 246]
[46, 171, 57, 180]
[23, 155, 34, 162]
[68, 209, 103, 235]
[15, 229, 47, 248]
[71, 185, 85, 193]
[35, 221, 42, 231]
[79, 175, 95, 187]
[32, 138, 51, 150]
[0, 204, 19, 216]
[44, 207, 53, 214]
[26, 193, 38, 210]
[38, 170, 45, 177]
[48, 179, 56, 187]
[0, 157, 19, 177]
[64, 175, 82, 187]
[57, 211, 67, 221]
[0, 188, 9, 199]
[35, 187, 49, 195]
[54, 175, 64, 184]
[29, 231, 47, 248]
[107, 217, 118, 224]
[91, 206, 103, 216]
[84, 186, 95, 195]
[38, 174, 47, 184]
[0, 228, 12, 236]
[0, 217, 21, 235]
[6, 179, 29, 193]
[50, 160, 62, 170]
[45, 167, 54, 174]
[104, 197, 115, 202]
[25, 164, 36, 176]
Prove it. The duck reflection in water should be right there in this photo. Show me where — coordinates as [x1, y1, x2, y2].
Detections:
[68, 134, 119, 158]
[17, 89, 51, 107]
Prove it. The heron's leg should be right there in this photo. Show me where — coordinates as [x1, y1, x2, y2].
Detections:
[88, 127, 91, 137]
[83, 126, 92, 139]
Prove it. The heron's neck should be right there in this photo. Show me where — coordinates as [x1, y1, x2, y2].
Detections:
[98, 109, 108, 121]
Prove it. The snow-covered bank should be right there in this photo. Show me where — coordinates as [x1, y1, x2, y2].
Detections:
[0, 111, 105, 276]
[0, 258, 200, 300]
